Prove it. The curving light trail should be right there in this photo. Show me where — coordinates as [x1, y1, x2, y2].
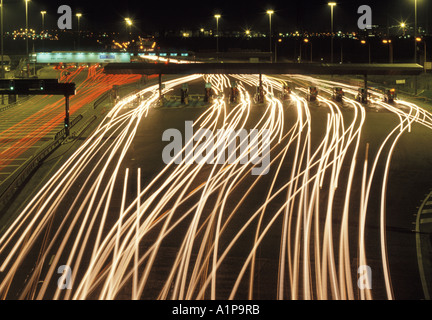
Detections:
[0, 73, 430, 301]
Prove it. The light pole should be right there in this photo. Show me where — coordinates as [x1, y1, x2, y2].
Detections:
[41, 11, 46, 31]
[400, 22, 406, 36]
[76, 13, 82, 50]
[275, 38, 281, 63]
[214, 14, 221, 62]
[414, 0, 418, 63]
[301, 38, 313, 63]
[416, 37, 427, 72]
[125, 18, 132, 44]
[41, 11, 46, 51]
[382, 39, 393, 63]
[25, 0, 30, 78]
[328, 2, 336, 63]
[361, 40, 371, 64]
[125, 18, 132, 30]
[1, 0, 4, 80]
[25, 0, 30, 57]
[266, 10, 274, 63]
[1, 0, 3, 104]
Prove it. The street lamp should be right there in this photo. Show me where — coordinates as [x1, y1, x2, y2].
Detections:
[1, 0, 4, 81]
[303, 38, 313, 63]
[328, 2, 336, 63]
[361, 39, 371, 64]
[125, 18, 133, 42]
[25, 0, 30, 57]
[24, 0, 30, 78]
[266, 10, 274, 63]
[76, 13, 82, 50]
[414, 0, 418, 63]
[41, 11, 46, 31]
[400, 22, 407, 36]
[416, 37, 427, 72]
[41, 11, 46, 51]
[214, 14, 221, 61]
[1, 0, 4, 105]
[382, 39, 393, 63]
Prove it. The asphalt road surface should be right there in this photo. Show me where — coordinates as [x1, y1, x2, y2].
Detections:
[0, 73, 431, 301]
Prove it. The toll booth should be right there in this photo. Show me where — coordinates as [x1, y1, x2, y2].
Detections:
[332, 87, 344, 102]
[307, 86, 318, 101]
[255, 86, 265, 104]
[204, 83, 212, 103]
[8, 94, 16, 104]
[356, 88, 368, 104]
[230, 81, 239, 104]
[181, 83, 189, 105]
[112, 85, 120, 104]
[282, 85, 291, 101]
[383, 88, 397, 103]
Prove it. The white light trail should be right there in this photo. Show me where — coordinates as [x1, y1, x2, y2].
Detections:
[0, 72, 430, 301]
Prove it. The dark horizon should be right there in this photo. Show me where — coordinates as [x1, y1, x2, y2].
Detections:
[2, 0, 431, 34]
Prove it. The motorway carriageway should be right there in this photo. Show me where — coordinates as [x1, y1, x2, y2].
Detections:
[0, 73, 431, 300]
[0, 65, 142, 184]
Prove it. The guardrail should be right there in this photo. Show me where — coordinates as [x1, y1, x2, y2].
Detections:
[0, 95, 32, 113]
[71, 115, 97, 139]
[93, 91, 111, 109]
[0, 132, 67, 213]
[0, 78, 150, 215]
[54, 114, 83, 140]
[0, 113, 86, 214]
[93, 82, 144, 110]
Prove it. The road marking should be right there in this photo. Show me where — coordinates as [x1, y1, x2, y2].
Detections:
[416, 191, 432, 301]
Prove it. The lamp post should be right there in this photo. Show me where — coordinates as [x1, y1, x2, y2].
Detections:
[414, 0, 418, 63]
[125, 17, 132, 44]
[328, 2, 336, 63]
[25, 0, 30, 78]
[125, 18, 132, 29]
[25, 0, 30, 57]
[361, 40, 371, 64]
[275, 38, 282, 63]
[382, 39, 393, 63]
[1, 0, 4, 80]
[41, 11, 46, 31]
[76, 13, 82, 50]
[1, 0, 3, 104]
[301, 38, 313, 63]
[416, 37, 427, 72]
[214, 14, 221, 62]
[41, 11, 46, 51]
[400, 22, 406, 36]
[266, 10, 274, 63]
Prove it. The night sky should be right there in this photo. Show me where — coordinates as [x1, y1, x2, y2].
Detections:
[3, 0, 431, 34]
